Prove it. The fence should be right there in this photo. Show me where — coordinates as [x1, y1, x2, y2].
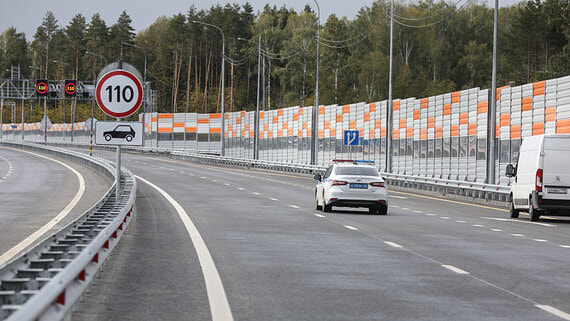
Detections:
[2, 75, 570, 186]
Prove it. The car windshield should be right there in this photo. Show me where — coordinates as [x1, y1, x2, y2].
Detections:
[335, 166, 379, 176]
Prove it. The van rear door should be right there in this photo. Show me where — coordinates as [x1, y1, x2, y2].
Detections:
[542, 136, 570, 199]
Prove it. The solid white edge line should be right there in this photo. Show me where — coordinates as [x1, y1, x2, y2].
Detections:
[535, 305, 570, 320]
[136, 175, 233, 321]
[384, 241, 403, 248]
[0, 151, 86, 266]
[441, 265, 470, 275]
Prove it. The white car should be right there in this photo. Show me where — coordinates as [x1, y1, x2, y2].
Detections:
[314, 160, 388, 214]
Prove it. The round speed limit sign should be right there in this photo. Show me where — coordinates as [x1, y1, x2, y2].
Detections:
[95, 69, 143, 118]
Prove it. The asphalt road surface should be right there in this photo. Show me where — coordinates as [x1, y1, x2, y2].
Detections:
[70, 148, 569, 321]
[0, 146, 112, 262]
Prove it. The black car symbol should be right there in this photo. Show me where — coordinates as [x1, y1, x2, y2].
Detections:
[104, 125, 136, 142]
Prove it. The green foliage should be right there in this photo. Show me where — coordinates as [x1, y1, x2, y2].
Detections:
[0, 0, 569, 123]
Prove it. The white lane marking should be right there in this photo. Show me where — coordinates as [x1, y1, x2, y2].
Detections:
[384, 241, 403, 248]
[212, 179, 218, 182]
[252, 192, 260, 195]
[314, 214, 325, 218]
[179, 171, 185, 174]
[560, 245, 570, 249]
[344, 225, 359, 231]
[426, 213, 436, 216]
[482, 217, 555, 227]
[534, 239, 548, 242]
[190, 174, 195, 176]
[389, 195, 408, 199]
[473, 224, 484, 227]
[224, 183, 230, 186]
[136, 175, 233, 321]
[491, 229, 503, 232]
[413, 210, 422, 213]
[456, 220, 466, 223]
[401, 208, 409, 210]
[290, 205, 300, 209]
[237, 187, 245, 190]
[535, 305, 570, 320]
[270, 198, 278, 201]
[512, 233, 525, 237]
[441, 217, 451, 220]
[0, 151, 86, 266]
[442, 265, 470, 275]
[201, 176, 206, 179]
[391, 205, 400, 208]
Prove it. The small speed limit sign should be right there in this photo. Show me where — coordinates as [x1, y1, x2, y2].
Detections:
[96, 69, 143, 118]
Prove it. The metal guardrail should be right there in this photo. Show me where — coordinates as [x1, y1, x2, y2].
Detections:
[171, 150, 511, 203]
[0, 142, 136, 321]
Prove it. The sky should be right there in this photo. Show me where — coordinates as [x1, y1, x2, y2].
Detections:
[1, 0, 523, 40]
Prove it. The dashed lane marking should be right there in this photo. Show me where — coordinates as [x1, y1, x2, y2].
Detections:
[0, 151, 86, 266]
[442, 265, 470, 275]
[535, 305, 570, 320]
[344, 225, 359, 231]
[384, 241, 403, 248]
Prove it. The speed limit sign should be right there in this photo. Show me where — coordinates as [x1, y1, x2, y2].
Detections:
[95, 69, 143, 118]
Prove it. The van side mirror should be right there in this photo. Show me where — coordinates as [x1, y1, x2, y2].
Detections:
[505, 164, 516, 178]
[314, 173, 322, 181]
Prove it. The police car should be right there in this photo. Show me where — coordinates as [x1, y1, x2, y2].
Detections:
[314, 160, 388, 214]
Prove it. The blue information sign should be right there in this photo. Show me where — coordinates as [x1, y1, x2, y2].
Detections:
[344, 130, 359, 146]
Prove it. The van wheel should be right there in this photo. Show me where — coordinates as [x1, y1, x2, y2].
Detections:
[509, 200, 520, 218]
[529, 201, 541, 222]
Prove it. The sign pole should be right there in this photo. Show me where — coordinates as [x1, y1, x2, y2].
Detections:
[43, 97, 47, 145]
[116, 118, 121, 204]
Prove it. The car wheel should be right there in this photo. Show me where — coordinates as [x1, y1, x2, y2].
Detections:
[322, 193, 332, 212]
[315, 191, 322, 210]
[104, 134, 112, 141]
[126, 135, 133, 142]
[509, 198, 520, 218]
[378, 205, 388, 215]
[369, 207, 379, 214]
[529, 199, 541, 222]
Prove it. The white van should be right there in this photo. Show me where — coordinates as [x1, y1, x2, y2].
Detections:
[505, 134, 570, 221]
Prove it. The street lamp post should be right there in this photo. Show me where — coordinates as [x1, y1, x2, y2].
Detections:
[30, 65, 48, 145]
[386, 0, 395, 173]
[311, 0, 321, 166]
[53, 60, 77, 142]
[85, 51, 108, 156]
[238, 35, 262, 159]
[121, 43, 147, 143]
[193, 20, 226, 156]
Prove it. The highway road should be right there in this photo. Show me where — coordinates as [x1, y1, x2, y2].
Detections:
[0, 146, 112, 265]
[64, 148, 570, 321]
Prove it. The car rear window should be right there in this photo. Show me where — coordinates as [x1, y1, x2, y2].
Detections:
[335, 166, 379, 176]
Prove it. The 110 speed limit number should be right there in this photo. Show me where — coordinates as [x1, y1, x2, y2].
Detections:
[96, 70, 143, 118]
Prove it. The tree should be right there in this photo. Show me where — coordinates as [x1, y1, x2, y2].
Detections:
[65, 14, 87, 79]
[84, 13, 109, 80]
[0, 28, 29, 78]
[109, 10, 135, 61]
[31, 11, 59, 78]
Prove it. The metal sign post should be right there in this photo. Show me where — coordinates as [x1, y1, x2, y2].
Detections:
[95, 67, 143, 204]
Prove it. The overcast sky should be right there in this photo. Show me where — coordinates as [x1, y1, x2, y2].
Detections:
[1, 0, 523, 40]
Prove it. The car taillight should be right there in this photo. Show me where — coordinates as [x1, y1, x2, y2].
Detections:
[331, 180, 347, 186]
[536, 169, 543, 192]
[370, 182, 385, 187]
